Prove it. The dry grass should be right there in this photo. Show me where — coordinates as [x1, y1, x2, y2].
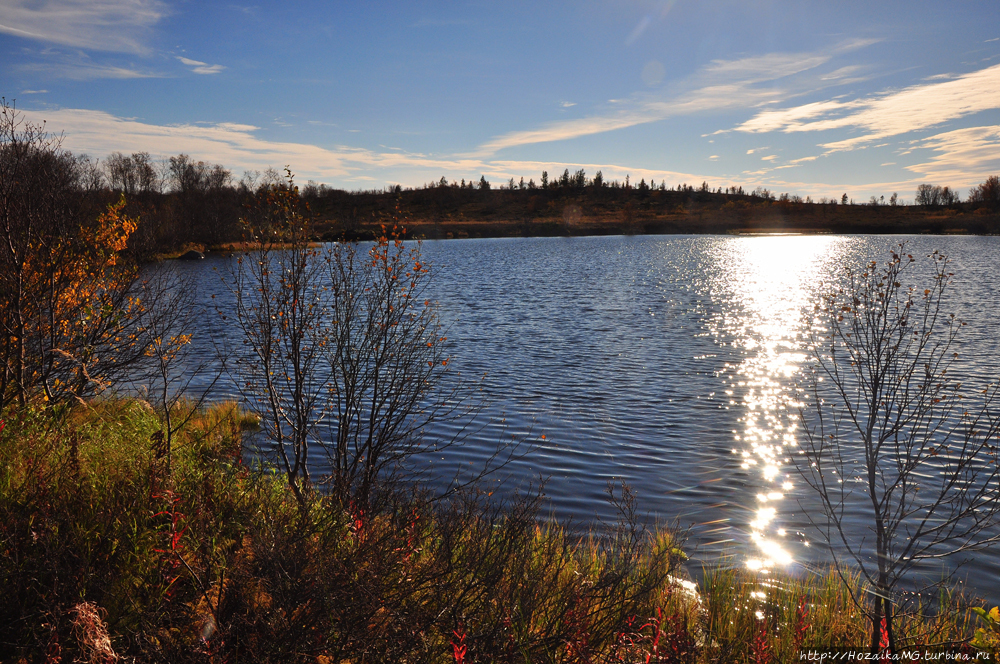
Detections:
[0, 399, 984, 662]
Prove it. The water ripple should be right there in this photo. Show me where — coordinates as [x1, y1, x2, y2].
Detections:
[164, 234, 1000, 600]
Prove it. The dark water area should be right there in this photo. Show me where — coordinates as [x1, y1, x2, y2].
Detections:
[165, 234, 1000, 602]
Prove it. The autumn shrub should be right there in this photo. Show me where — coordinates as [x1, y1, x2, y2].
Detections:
[0, 399, 983, 663]
[0, 400, 255, 661]
[695, 563, 979, 663]
[0, 100, 174, 410]
[0, 399, 694, 662]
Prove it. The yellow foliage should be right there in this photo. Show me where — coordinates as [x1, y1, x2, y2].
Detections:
[3, 194, 140, 403]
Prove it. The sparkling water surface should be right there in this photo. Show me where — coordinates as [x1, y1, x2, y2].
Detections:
[166, 234, 1000, 601]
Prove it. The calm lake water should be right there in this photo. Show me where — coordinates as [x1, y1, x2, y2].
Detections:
[168, 234, 1000, 601]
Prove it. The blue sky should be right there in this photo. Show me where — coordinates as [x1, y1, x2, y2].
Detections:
[3, 0, 999, 200]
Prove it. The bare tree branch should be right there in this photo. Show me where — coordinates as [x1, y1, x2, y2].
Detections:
[796, 245, 1000, 654]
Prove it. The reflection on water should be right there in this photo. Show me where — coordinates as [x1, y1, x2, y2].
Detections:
[706, 235, 840, 572]
[167, 233, 1000, 601]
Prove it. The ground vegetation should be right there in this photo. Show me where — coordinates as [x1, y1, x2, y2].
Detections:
[0, 400, 987, 662]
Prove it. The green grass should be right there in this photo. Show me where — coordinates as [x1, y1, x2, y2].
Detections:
[0, 399, 986, 663]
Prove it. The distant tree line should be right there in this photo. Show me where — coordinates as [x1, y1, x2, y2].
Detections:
[6, 114, 1000, 253]
[33, 152, 1000, 248]
[968, 175, 1000, 209]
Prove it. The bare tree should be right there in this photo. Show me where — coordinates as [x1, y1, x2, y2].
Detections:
[226, 174, 323, 505]
[796, 246, 1000, 654]
[317, 223, 456, 506]
[227, 174, 480, 509]
[75, 154, 105, 193]
[969, 175, 1000, 210]
[915, 184, 959, 207]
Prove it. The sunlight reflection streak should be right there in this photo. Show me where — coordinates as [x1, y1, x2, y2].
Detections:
[709, 235, 840, 571]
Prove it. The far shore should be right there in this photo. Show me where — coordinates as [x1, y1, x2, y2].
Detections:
[146, 206, 1000, 262]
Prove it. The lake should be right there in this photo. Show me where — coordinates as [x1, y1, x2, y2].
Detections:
[166, 233, 1000, 602]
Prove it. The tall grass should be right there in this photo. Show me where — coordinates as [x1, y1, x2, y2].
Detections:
[0, 399, 984, 662]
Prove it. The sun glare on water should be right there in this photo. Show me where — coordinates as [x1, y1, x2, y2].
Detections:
[711, 234, 839, 572]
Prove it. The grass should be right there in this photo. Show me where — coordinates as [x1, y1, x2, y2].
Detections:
[0, 399, 987, 662]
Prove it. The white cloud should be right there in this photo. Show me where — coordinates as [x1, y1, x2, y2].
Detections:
[19, 107, 358, 179]
[905, 125, 1000, 185]
[177, 56, 226, 75]
[821, 65, 865, 81]
[20, 89, 48, 94]
[475, 39, 876, 155]
[736, 100, 847, 134]
[0, 0, 168, 54]
[477, 84, 785, 155]
[18, 60, 164, 80]
[733, 63, 1000, 154]
[700, 52, 830, 84]
[477, 111, 664, 155]
[16, 106, 723, 189]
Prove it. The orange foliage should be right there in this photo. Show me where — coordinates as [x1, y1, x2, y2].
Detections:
[3, 195, 142, 403]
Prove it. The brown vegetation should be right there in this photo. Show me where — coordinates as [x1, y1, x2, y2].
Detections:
[0, 401, 986, 662]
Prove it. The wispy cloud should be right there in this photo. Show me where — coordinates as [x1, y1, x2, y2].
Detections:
[20, 107, 357, 178]
[20, 89, 47, 94]
[821, 65, 865, 81]
[18, 59, 165, 80]
[905, 125, 1000, 185]
[229, 5, 258, 17]
[475, 39, 878, 155]
[733, 63, 1000, 153]
[477, 83, 786, 155]
[0, 0, 168, 54]
[477, 111, 665, 155]
[625, 15, 652, 46]
[700, 51, 830, 84]
[735, 100, 848, 134]
[177, 56, 226, 75]
[18, 107, 724, 189]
